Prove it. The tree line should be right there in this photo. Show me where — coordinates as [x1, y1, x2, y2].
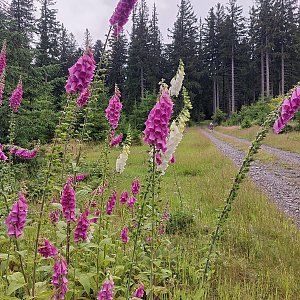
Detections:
[1, 0, 300, 144]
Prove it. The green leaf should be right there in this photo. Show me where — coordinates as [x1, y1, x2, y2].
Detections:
[78, 273, 94, 294]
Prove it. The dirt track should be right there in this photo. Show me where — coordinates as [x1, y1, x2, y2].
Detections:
[201, 128, 300, 227]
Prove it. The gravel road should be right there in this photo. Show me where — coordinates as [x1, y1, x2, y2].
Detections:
[201, 129, 300, 227]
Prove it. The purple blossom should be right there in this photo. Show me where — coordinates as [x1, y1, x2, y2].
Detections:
[274, 88, 300, 133]
[132, 282, 145, 299]
[110, 133, 123, 147]
[155, 152, 162, 165]
[65, 49, 96, 94]
[0, 76, 5, 106]
[106, 191, 117, 215]
[90, 210, 100, 223]
[119, 191, 129, 204]
[158, 222, 165, 235]
[170, 155, 176, 164]
[163, 209, 170, 222]
[74, 208, 90, 243]
[38, 239, 58, 258]
[120, 227, 129, 244]
[105, 86, 122, 130]
[9, 79, 23, 112]
[131, 178, 140, 195]
[0, 40, 6, 77]
[109, 0, 138, 35]
[0, 144, 8, 161]
[68, 173, 89, 183]
[143, 89, 173, 152]
[60, 182, 77, 223]
[50, 210, 59, 225]
[52, 255, 68, 300]
[76, 86, 90, 108]
[97, 278, 114, 300]
[127, 196, 136, 209]
[5, 193, 28, 239]
[10, 146, 38, 159]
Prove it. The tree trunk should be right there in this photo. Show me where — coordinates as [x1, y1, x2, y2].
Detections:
[213, 77, 217, 114]
[231, 45, 235, 114]
[281, 44, 285, 95]
[261, 47, 265, 100]
[266, 37, 270, 97]
[216, 78, 220, 111]
[140, 66, 144, 99]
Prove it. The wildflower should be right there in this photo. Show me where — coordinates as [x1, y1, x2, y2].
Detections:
[163, 209, 170, 222]
[143, 89, 173, 153]
[105, 86, 122, 130]
[169, 59, 185, 97]
[65, 48, 96, 94]
[170, 155, 176, 164]
[116, 145, 129, 173]
[90, 210, 100, 223]
[132, 282, 145, 298]
[157, 122, 183, 174]
[52, 255, 68, 300]
[119, 191, 129, 204]
[109, 0, 138, 35]
[158, 222, 165, 235]
[0, 40, 6, 77]
[60, 182, 76, 223]
[97, 277, 114, 300]
[274, 88, 300, 133]
[74, 208, 90, 243]
[9, 79, 22, 112]
[38, 239, 58, 258]
[110, 133, 123, 147]
[10, 146, 39, 159]
[50, 210, 59, 225]
[106, 191, 117, 215]
[0, 75, 5, 106]
[0, 144, 8, 161]
[127, 196, 136, 209]
[76, 86, 90, 108]
[120, 227, 129, 244]
[131, 178, 140, 195]
[68, 173, 89, 183]
[5, 193, 28, 239]
[155, 152, 162, 165]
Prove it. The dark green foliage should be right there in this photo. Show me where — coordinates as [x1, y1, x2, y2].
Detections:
[212, 109, 226, 125]
[166, 210, 195, 234]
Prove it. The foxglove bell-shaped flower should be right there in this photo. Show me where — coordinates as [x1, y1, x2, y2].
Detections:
[105, 86, 122, 130]
[38, 239, 58, 258]
[0, 40, 6, 77]
[143, 89, 173, 153]
[119, 191, 129, 204]
[127, 196, 136, 208]
[120, 227, 129, 244]
[5, 193, 28, 238]
[52, 255, 68, 300]
[76, 86, 90, 108]
[110, 133, 123, 147]
[65, 49, 96, 94]
[109, 0, 138, 35]
[274, 87, 300, 133]
[132, 282, 145, 298]
[9, 79, 23, 112]
[97, 277, 114, 300]
[10, 146, 39, 159]
[131, 178, 140, 195]
[0, 144, 7, 161]
[0, 75, 5, 106]
[74, 208, 90, 243]
[50, 210, 59, 225]
[169, 59, 185, 97]
[106, 191, 117, 215]
[60, 182, 77, 223]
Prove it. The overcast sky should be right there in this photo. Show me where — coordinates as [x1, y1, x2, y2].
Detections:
[52, 0, 255, 45]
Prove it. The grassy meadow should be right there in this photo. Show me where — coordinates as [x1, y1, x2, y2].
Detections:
[85, 127, 300, 299]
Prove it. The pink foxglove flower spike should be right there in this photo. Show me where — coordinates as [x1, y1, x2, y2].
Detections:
[10, 146, 39, 159]
[0, 40, 6, 77]
[38, 239, 58, 258]
[9, 79, 23, 112]
[97, 277, 114, 300]
[106, 191, 117, 215]
[132, 282, 145, 298]
[74, 208, 90, 243]
[105, 85, 122, 130]
[120, 227, 129, 244]
[5, 193, 28, 238]
[0, 144, 8, 161]
[60, 182, 77, 223]
[52, 255, 68, 300]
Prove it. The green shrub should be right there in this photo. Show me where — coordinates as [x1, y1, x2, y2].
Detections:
[212, 109, 227, 125]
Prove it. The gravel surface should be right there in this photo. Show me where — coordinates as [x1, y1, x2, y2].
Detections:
[201, 129, 300, 227]
[214, 130, 300, 167]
